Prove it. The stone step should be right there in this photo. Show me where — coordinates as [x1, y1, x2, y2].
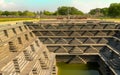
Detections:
[0, 48, 10, 62]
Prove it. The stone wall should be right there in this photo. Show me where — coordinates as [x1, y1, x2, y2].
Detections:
[0, 22, 56, 75]
[27, 20, 120, 75]
[56, 55, 98, 64]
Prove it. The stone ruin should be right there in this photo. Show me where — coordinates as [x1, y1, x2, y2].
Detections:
[0, 22, 56, 75]
[0, 20, 120, 75]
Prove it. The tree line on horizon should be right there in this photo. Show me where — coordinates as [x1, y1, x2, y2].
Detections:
[89, 3, 120, 18]
[0, 6, 84, 17]
[0, 3, 120, 18]
[0, 10, 36, 17]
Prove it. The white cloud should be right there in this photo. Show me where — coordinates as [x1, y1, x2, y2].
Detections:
[0, 0, 16, 11]
[1, 0, 120, 12]
[71, 0, 109, 13]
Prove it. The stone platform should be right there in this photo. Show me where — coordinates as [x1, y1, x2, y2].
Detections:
[0, 19, 120, 75]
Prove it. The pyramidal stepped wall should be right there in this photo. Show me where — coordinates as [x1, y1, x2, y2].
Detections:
[0, 22, 56, 75]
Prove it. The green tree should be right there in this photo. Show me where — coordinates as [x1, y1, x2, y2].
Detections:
[57, 6, 84, 15]
[23, 10, 35, 17]
[18, 11, 23, 16]
[108, 3, 120, 17]
[89, 8, 101, 15]
[89, 8, 109, 17]
[57, 6, 69, 15]
[43, 10, 53, 15]
[70, 7, 83, 15]
[2, 11, 10, 16]
[100, 8, 108, 16]
[40, 11, 43, 15]
[0, 11, 2, 15]
[53, 11, 58, 15]
[10, 11, 19, 16]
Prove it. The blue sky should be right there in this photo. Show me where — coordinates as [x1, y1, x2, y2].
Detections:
[0, 0, 120, 13]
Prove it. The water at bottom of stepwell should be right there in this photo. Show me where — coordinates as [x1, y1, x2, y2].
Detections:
[57, 62, 101, 75]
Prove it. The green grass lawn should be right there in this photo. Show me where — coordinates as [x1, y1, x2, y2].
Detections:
[0, 18, 39, 22]
[100, 18, 120, 22]
[0, 18, 120, 22]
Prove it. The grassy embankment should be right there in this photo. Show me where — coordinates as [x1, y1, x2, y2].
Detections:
[0, 18, 40, 22]
[100, 18, 120, 22]
[0, 18, 120, 22]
